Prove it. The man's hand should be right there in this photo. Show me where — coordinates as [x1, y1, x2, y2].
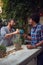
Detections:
[16, 29, 19, 34]
[27, 44, 36, 49]
[5, 34, 12, 38]
[13, 29, 19, 34]
[23, 33, 27, 38]
[23, 33, 31, 40]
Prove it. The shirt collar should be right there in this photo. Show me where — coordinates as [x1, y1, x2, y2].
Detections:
[32, 23, 40, 28]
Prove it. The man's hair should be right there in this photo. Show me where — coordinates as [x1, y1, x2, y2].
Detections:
[30, 13, 40, 24]
[7, 18, 16, 23]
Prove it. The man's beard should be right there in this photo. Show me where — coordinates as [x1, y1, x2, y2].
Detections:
[10, 25, 14, 29]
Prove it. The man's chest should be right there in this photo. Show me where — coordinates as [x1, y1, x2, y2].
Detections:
[31, 27, 41, 39]
[5, 27, 14, 34]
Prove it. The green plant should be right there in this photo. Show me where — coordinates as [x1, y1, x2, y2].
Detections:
[0, 45, 6, 52]
[13, 34, 22, 43]
[0, 45, 6, 58]
[2, 0, 42, 19]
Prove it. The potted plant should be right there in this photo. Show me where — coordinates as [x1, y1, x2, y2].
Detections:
[14, 34, 22, 50]
[0, 45, 6, 58]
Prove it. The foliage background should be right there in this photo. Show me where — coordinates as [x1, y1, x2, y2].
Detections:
[0, 0, 42, 32]
[1, 0, 43, 43]
[2, 0, 43, 19]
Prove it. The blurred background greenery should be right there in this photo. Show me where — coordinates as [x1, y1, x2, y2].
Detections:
[0, 0, 43, 44]
[0, 0, 43, 30]
[1, 0, 43, 19]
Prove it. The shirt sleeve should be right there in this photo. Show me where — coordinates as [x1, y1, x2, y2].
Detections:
[41, 25, 43, 40]
[1, 27, 6, 37]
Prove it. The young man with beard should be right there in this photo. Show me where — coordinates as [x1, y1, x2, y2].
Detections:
[1, 19, 19, 46]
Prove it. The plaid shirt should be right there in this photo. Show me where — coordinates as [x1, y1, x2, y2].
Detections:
[31, 23, 43, 46]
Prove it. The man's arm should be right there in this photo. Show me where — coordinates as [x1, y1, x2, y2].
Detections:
[5, 30, 19, 38]
[23, 33, 31, 40]
[35, 25, 43, 47]
[1, 27, 19, 39]
[27, 35, 31, 40]
[27, 41, 43, 49]
[35, 40, 43, 47]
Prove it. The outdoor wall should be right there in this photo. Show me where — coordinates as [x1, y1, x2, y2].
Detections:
[40, 17, 43, 24]
[0, 0, 3, 7]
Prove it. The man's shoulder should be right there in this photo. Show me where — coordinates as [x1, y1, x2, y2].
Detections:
[1, 26, 7, 30]
[37, 24, 43, 29]
[41, 24, 43, 29]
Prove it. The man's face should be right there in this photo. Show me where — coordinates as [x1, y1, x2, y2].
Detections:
[28, 18, 33, 26]
[10, 20, 16, 28]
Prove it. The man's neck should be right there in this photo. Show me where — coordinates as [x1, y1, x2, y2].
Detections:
[32, 23, 37, 27]
[7, 25, 11, 31]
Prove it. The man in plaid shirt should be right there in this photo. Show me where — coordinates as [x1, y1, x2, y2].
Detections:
[31, 23, 43, 46]
[24, 13, 43, 65]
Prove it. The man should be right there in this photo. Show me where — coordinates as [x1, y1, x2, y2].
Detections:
[1, 19, 19, 46]
[24, 13, 43, 65]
